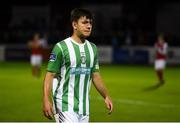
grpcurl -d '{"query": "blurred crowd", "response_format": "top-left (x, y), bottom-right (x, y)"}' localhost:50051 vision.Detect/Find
top-left (0, 2), bottom-right (179, 47)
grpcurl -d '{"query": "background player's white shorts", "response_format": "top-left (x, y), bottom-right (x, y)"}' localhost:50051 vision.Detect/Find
top-left (30, 55), bottom-right (42, 66)
top-left (155, 59), bottom-right (166, 70)
top-left (54, 111), bottom-right (89, 123)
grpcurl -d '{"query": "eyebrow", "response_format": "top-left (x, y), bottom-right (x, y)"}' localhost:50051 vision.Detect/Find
top-left (83, 18), bottom-right (92, 22)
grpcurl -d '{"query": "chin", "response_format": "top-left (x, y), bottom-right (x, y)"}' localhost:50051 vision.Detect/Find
top-left (85, 35), bottom-right (90, 38)
top-left (83, 33), bottom-right (91, 37)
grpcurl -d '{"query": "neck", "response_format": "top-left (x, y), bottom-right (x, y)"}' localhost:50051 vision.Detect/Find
top-left (71, 34), bottom-right (85, 44)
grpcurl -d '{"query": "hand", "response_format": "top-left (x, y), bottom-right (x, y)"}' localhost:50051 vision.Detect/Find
top-left (43, 100), bottom-right (53, 120)
top-left (104, 96), bottom-right (113, 114)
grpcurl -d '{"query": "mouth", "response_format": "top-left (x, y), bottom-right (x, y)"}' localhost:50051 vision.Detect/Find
top-left (84, 30), bottom-right (91, 33)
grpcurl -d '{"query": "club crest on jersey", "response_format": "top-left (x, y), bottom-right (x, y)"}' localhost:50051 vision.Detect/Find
top-left (49, 53), bottom-right (57, 61)
top-left (81, 56), bottom-right (86, 64)
top-left (80, 52), bottom-right (86, 64)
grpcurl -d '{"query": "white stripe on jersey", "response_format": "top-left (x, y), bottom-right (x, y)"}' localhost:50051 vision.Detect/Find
top-left (52, 78), bottom-right (58, 113)
top-left (65, 39), bottom-right (76, 112)
top-left (86, 41), bottom-right (95, 114)
top-left (86, 76), bottom-right (91, 114)
top-left (57, 64), bottom-right (66, 112)
top-left (78, 45), bottom-right (86, 114)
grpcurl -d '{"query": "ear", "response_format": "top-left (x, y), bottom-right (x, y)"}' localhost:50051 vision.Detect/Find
top-left (72, 21), bottom-right (77, 30)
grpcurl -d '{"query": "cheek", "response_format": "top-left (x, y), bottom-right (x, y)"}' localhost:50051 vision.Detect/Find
top-left (77, 25), bottom-right (83, 30)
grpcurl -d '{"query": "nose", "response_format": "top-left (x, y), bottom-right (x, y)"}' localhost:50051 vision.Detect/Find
top-left (87, 23), bottom-right (92, 29)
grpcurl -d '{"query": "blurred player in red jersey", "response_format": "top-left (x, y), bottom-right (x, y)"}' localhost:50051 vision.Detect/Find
top-left (28, 32), bottom-right (46, 77)
top-left (154, 34), bottom-right (168, 86)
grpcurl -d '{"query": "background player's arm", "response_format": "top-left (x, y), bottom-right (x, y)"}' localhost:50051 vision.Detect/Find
top-left (43, 72), bottom-right (56, 119)
top-left (92, 72), bottom-right (113, 114)
top-left (161, 44), bottom-right (168, 55)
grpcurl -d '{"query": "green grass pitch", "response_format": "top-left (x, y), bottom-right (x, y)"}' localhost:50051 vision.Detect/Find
top-left (0, 61), bottom-right (180, 122)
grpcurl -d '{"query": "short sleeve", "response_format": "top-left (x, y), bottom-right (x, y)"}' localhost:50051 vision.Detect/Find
top-left (47, 43), bottom-right (63, 73)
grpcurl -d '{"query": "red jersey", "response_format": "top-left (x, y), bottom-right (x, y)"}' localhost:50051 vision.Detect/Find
top-left (31, 39), bottom-right (43, 55)
top-left (155, 42), bottom-right (168, 60)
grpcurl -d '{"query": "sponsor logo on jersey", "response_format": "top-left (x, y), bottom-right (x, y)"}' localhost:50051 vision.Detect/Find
top-left (49, 53), bottom-right (57, 61)
top-left (70, 67), bottom-right (91, 75)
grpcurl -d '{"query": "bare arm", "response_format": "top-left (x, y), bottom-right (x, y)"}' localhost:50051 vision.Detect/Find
top-left (92, 72), bottom-right (113, 114)
top-left (43, 72), bottom-right (56, 119)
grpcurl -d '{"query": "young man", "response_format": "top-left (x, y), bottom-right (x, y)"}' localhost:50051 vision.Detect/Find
top-left (154, 34), bottom-right (168, 86)
top-left (28, 32), bottom-right (45, 77)
top-left (43, 8), bottom-right (113, 122)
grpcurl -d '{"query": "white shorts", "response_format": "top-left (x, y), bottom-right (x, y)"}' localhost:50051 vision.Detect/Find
top-left (155, 59), bottom-right (166, 70)
top-left (54, 111), bottom-right (89, 123)
top-left (30, 55), bottom-right (42, 66)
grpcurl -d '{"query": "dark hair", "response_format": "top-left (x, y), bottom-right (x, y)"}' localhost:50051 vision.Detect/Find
top-left (70, 8), bottom-right (93, 22)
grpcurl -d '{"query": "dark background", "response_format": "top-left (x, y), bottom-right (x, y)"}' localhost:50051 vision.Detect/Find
top-left (0, 0), bottom-right (180, 46)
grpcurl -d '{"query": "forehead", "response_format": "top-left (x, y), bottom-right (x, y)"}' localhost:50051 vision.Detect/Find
top-left (78, 16), bottom-right (92, 22)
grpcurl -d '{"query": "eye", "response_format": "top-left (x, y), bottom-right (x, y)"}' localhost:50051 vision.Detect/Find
top-left (82, 21), bottom-right (88, 24)
top-left (82, 22), bottom-right (87, 24)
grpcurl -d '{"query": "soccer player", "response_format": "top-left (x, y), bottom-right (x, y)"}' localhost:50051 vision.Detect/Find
top-left (28, 32), bottom-right (44, 77)
top-left (154, 34), bottom-right (168, 86)
top-left (43, 8), bottom-right (113, 122)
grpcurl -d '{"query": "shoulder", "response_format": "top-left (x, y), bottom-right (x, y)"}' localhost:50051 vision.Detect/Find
top-left (86, 40), bottom-right (97, 49)
top-left (51, 39), bottom-right (67, 52)
top-left (54, 38), bottom-right (70, 47)
top-left (57, 38), bottom-right (70, 45)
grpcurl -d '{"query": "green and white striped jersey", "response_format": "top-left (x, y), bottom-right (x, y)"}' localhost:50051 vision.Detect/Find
top-left (47, 37), bottom-right (99, 115)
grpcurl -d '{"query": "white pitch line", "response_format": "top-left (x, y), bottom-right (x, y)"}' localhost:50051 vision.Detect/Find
top-left (92, 97), bottom-right (180, 108)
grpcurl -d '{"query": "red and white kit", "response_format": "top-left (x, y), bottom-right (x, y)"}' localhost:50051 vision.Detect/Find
top-left (30, 40), bottom-right (43, 66)
top-left (154, 42), bottom-right (168, 70)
